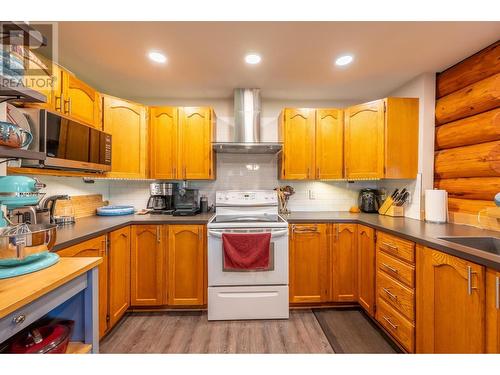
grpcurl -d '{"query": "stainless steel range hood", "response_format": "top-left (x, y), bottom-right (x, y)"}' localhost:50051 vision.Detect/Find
top-left (213, 88), bottom-right (282, 154)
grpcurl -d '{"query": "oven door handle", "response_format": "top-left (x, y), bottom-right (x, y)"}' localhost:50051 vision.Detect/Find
top-left (208, 229), bottom-right (289, 239)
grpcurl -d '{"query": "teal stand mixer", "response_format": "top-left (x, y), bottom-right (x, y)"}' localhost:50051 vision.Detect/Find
top-left (0, 176), bottom-right (59, 279)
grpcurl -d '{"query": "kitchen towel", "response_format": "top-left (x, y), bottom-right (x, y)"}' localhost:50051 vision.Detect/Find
top-left (222, 232), bottom-right (271, 271)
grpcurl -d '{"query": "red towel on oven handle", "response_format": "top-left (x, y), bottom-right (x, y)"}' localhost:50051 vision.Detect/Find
top-left (222, 232), bottom-right (271, 271)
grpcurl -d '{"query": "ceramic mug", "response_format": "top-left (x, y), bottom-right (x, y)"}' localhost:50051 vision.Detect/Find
top-left (0, 121), bottom-right (32, 148)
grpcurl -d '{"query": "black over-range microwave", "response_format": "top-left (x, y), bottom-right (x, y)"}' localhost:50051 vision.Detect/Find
top-left (20, 109), bottom-right (112, 173)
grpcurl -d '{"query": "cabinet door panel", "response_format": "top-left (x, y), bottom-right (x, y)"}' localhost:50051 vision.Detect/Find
top-left (103, 96), bottom-right (147, 178)
top-left (167, 225), bottom-right (205, 306)
top-left (486, 268), bottom-right (500, 353)
top-left (108, 226), bottom-right (131, 328)
top-left (63, 71), bottom-right (101, 128)
top-left (149, 107), bottom-right (178, 179)
top-left (357, 225), bottom-right (375, 315)
top-left (289, 224), bottom-right (330, 303)
top-left (57, 236), bottom-right (108, 338)
top-left (331, 224), bottom-right (357, 302)
top-left (345, 100), bottom-right (385, 179)
top-left (416, 245), bottom-right (485, 353)
top-left (316, 109), bottom-right (343, 179)
top-left (281, 108), bottom-right (315, 180)
top-left (179, 107), bottom-right (213, 180)
top-left (131, 225), bottom-right (165, 306)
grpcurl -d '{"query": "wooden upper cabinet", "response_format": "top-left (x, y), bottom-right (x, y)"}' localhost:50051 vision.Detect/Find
top-left (149, 107), bottom-right (178, 179)
top-left (167, 225), bottom-right (206, 306)
top-left (131, 225), bottom-right (165, 306)
top-left (61, 70), bottom-right (101, 129)
top-left (178, 107), bottom-right (215, 180)
top-left (357, 225), bottom-right (375, 316)
top-left (486, 268), bottom-right (499, 353)
top-left (22, 60), bottom-right (63, 112)
top-left (416, 245), bottom-right (485, 353)
top-left (316, 109), bottom-right (344, 179)
top-left (57, 235), bottom-right (108, 338)
top-left (344, 100), bottom-right (385, 179)
top-left (289, 223), bottom-right (330, 303)
top-left (108, 226), bottom-right (131, 329)
top-left (345, 98), bottom-right (418, 180)
top-left (103, 95), bottom-right (147, 178)
top-left (331, 223), bottom-right (358, 302)
top-left (280, 108), bottom-right (316, 180)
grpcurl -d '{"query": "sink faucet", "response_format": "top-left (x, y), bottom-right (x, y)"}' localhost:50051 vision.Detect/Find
top-left (42, 195), bottom-right (71, 224)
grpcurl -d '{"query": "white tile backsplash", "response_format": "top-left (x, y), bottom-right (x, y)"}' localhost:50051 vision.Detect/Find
top-left (32, 155), bottom-right (416, 215)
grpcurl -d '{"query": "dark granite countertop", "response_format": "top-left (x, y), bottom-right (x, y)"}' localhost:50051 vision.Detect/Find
top-left (53, 213), bottom-right (215, 251)
top-left (53, 210), bottom-right (500, 270)
top-left (284, 211), bottom-right (500, 270)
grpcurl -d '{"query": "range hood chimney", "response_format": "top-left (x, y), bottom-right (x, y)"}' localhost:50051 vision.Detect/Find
top-left (213, 88), bottom-right (282, 154)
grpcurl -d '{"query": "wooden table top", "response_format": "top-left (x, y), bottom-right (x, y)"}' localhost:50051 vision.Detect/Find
top-left (0, 257), bottom-right (101, 319)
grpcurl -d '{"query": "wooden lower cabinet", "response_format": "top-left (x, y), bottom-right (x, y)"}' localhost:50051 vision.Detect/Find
top-left (486, 268), bottom-right (500, 353)
top-left (131, 225), bottom-right (165, 306)
top-left (416, 245), bottom-right (485, 353)
top-left (108, 226), bottom-right (131, 329)
top-left (289, 223), bottom-right (330, 303)
top-left (167, 225), bottom-right (206, 306)
top-left (357, 225), bottom-right (376, 316)
top-left (57, 235), bottom-right (108, 338)
top-left (331, 224), bottom-right (357, 302)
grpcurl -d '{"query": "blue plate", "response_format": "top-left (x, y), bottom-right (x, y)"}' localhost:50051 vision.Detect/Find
top-left (97, 205), bottom-right (135, 216)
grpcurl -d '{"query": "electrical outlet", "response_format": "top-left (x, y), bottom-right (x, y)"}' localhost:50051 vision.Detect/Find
top-left (308, 190), bottom-right (316, 200)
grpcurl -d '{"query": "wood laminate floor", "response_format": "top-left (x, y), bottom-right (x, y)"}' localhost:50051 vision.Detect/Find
top-left (100, 309), bottom-right (395, 354)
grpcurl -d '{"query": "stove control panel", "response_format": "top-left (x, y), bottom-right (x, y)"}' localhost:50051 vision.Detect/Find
top-left (216, 190), bottom-right (278, 206)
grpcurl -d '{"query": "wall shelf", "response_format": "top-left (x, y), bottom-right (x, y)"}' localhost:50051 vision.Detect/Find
top-left (0, 146), bottom-right (45, 160)
top-left (0, 81), bottom-right (46, 103)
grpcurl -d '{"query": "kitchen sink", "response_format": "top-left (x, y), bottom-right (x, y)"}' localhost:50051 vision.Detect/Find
top-left (438, 236), bottom-right (500, 255)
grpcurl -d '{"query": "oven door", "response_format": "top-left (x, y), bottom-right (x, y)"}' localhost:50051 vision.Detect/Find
top-left (207, 227), bottom-right (289, 286)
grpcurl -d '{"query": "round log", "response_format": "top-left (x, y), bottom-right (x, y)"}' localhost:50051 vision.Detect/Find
top-left (435, 108), bottom-right (500, 150)
top-left (435, 73), bottom-right (500, 125)
top-left (434, 141), bottom-right (500, 178)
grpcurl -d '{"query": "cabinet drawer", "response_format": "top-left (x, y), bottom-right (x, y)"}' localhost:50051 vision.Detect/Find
top-left (376, 298), bottom-right (415, 353)
top-left (377, 232), bottom-right (415, 264)
top-left (376, 271), bottom-right (415, 321)
top-left (377, 251), bottom-right (415, 288)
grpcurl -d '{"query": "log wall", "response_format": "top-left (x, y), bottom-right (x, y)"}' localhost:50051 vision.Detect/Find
top-left (435, 40), bottom-right (500, 229)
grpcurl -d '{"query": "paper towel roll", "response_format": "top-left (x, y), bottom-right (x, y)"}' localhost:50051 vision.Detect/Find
top-left (425, 189), bottom-right (448, 223)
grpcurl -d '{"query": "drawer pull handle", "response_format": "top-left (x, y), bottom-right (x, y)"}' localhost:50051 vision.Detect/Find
top-left (382, 263), bottom-right (398, 274)
top-left (383, 315), bottom-right (398, 330)
top-left (13, 314), bottom-right (26, 325)
top-left (292, 225), bottom-right (318, 233)
top-left (382, 242), bottom-right (398, 252)
top-left (383, 287), bottom-right (398, 300)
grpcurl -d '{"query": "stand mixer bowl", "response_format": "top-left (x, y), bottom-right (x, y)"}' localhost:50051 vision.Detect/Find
top-left (0, 223), bottom-right (57, 266)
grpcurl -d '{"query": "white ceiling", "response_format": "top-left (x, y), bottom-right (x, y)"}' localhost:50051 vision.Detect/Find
top-left (56, 21), bottom-right (500, 101)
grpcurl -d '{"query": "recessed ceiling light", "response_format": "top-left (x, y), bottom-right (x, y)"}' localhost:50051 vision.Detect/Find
top-left (245, 53), bottom-right (262, 65)
top-left (335, 54), bottom-right (354, 66)
top-left (148, 51), bottom-right (167, 64)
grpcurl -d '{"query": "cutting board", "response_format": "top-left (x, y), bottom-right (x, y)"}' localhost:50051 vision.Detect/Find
top-left (54, 194), bottom-right (109, 219)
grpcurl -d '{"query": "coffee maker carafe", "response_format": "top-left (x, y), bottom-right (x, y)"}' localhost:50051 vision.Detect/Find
top-left (147, 183), bottom-right (176, 214)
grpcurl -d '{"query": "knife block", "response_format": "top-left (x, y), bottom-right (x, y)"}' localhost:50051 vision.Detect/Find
top-left (384, 205), bottom-right (404, 217)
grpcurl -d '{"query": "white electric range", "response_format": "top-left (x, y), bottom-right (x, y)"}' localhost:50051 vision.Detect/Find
top-left (207, 190), bottom-right (289, 321)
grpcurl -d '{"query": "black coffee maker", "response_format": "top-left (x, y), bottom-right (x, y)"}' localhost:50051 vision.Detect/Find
top-left (147, 182), bottom-right (176, 214)
top-left (358, 189), bottom-right (381, 213)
